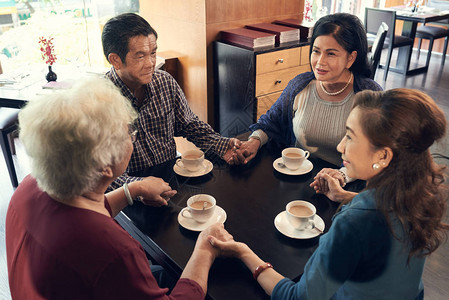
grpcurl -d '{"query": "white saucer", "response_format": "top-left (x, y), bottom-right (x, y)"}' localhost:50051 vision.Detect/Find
top-left (274, 211), bottom-right (325, 239)
top-left (272, 157), bottom-right (313, 175)
top-left (178, 205), bottom-right (227, 231)
top-left (173, 159), bottom-right (213, 177)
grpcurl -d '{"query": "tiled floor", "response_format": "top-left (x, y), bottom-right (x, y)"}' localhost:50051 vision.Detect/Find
top-left (1, 49), bottom-right (448, 299)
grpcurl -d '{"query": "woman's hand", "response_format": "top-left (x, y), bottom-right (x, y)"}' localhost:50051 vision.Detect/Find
top-left (310, 172), bottom-right (357, 203)
top-left (181, 223), bottom-right (234, 293)
top-left (132, 177), bottom-right (177, 207)
top-left (311, 168), bottom-right (345, 191)
top-left (195, 224), bottom-right (235, 259)
top-left (207, 224), bottom-right (285, 296)
top-left (207, 229), bottom-right (251, 259)
top-left (310, 168), bottom-right (345, 197)
top-left (312, 172), bottom-right (344, 198)
top-left (231, 138), bottom-right (261, 165)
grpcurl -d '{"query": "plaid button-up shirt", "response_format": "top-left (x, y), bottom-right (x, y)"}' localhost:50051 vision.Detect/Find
top-left (106, 68), bottom-right (229, 190)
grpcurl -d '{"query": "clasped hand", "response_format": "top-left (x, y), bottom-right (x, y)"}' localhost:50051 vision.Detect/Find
top-left (196, 223), bottom-right (236, 258)
top-left (225, 138), bottom-right (261, 165)
top-left (309, 168), bottom-right (348, 202)
top-left (138, 176), bottom-right (177, 207)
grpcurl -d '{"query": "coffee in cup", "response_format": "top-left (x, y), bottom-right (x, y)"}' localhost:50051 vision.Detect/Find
top-left (176, 149), bottom-right (205, 172)
top-left (181, 194), bottom-right (216, 223)
top-left (286, 200), bottom-right (316, 231)
top-left (281, 147), bottom-right (310, 170)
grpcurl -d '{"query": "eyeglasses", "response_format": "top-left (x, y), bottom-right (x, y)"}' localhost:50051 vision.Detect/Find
top-left (128, 123), bottom-right (138, 143)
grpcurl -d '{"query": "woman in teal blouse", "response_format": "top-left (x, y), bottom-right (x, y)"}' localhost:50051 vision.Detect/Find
top-left (209, 89), bottom-right (448, 299)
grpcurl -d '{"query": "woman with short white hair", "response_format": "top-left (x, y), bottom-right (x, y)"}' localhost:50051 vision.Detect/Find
top-left (6, 78), bottom-right (232, 299)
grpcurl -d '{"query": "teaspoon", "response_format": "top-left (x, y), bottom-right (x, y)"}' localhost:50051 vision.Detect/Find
top-left (277, 162), bottom-right (287, 168)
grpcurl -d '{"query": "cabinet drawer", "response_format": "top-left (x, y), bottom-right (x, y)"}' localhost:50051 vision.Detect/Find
top-left (256, 48), bottom-right (301, 74)
top-left (301, 45), bottom-right (310, 65)
top-left (257, 91), bottom-right (283, 120)
top-left (255, 65), bottom-right (310, 96)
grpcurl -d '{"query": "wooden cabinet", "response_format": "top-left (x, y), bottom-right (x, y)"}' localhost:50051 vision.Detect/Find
top-left (141, 0), bottom-right (305, 125)
top-left (257, 91), bottom-right (283, 121)
top-left (214, 41), bottom-right (310, 137)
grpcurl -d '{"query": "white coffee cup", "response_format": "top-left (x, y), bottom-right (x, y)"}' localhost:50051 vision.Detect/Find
top-left (181, 194), bottom-right (216, 223)
top-left (286, 200), bottom-right (316, 231)
top-left (281, 147), bottom-right (310, 170)
top-left (176, 149), bottom-right (205, 172)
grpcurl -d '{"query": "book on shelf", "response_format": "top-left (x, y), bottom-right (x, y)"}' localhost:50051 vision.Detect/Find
top-left (220, 28), bottom-right (275, 49)
top-left (245, 23), bottom-right (300, 45)
top-left (273, 19), bottom-right (315, 39)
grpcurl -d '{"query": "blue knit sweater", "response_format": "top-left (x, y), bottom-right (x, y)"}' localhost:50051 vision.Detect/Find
top-left (250, 72), bottom-right (382, 148)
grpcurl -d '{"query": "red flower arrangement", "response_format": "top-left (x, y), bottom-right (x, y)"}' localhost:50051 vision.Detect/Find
top-left (304, 0), bottom-right (313, 22)
top-left (39, 36), bottom-right (57, 65)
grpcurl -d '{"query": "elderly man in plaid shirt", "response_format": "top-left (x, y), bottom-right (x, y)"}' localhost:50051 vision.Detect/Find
top-left (102, 13), bottom-right (241, 205)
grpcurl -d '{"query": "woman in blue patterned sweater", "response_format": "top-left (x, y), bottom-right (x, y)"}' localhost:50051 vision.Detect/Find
top-left (210, 89), bottom-right (448, 300)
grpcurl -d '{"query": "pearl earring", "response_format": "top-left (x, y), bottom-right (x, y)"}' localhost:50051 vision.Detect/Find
top-left (372, 163), bottom-right (380, 170)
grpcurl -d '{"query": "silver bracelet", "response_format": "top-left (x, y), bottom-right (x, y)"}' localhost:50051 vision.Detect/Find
top-left (337, 170), bottom-right (347, 187)
top-left (123, 183), bottom-right (133, 206)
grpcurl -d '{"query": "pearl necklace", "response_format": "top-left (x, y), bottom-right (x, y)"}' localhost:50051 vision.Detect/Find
top-left (320, 72), bottom-right (353, 96)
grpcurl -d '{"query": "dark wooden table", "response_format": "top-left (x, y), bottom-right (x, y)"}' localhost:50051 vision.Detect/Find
top-left (390, 7), bottom-right (449, 76)
top-left (115, 143), bottom-right (351, 300)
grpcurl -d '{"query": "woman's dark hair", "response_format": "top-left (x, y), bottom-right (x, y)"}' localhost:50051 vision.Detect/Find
top-left (353, 89), bottom-right (448, 258)
top-left (102, 13), bottom-right (157, 64)
top-left (310, 13), bottom-right (371, 78)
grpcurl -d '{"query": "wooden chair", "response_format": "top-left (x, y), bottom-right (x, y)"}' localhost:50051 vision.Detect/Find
top-left (365, 7), bottom-right (414, 81)
top-left (416, 20), bottom-right (449, 68)
top-left (0, 61), bottom-right (20, 188)
top-left (369, 22), bottom-right (389, 80)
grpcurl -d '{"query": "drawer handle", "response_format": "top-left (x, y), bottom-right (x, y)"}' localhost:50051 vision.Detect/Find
top-left (275, 80), bottom-right (282, 85)
top-left (277, 58), bottom-right (284, 63)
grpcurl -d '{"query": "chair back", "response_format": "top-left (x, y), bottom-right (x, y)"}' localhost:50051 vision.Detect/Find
top-left (365, 7), bottom-right (396, 47)
top-left (369, 22), bottom-right (389, 79)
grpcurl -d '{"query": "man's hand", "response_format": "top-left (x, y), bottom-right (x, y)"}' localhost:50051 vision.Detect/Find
top-left (227, 138), bottom-right (261, 165)
top-left (223, 138), bottom-right (242, 165)
top-left (134, 177), bottom-right (177, 207)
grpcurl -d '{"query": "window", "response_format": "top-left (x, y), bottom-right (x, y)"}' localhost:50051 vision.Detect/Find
top-left (0, 0), bottom-right (139, 74)
top-left (308, 0), bottom-right (380, 21)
